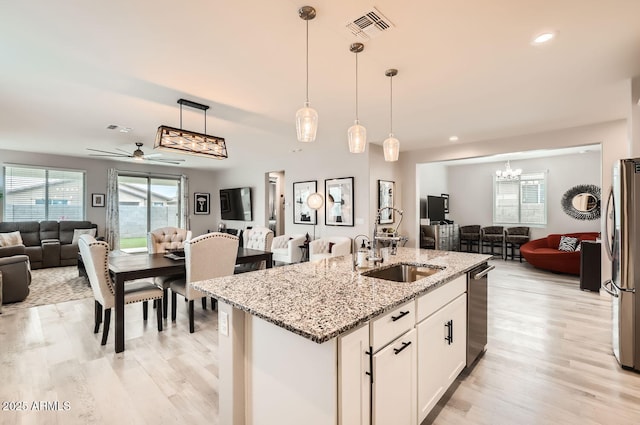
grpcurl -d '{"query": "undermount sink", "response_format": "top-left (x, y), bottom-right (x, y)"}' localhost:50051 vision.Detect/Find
top-left (361, 263), bottom-right (444, 283)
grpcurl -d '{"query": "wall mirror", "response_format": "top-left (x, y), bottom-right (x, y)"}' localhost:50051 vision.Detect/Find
top-left (561, 184), bottom-right (601, 220)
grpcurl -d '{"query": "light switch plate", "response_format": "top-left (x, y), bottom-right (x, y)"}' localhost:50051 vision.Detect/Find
top-left (219, 311), bottom-right (229, 336)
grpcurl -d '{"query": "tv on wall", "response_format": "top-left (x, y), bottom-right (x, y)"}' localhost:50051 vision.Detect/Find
top-left (219, 187), bottom-right (253, 221)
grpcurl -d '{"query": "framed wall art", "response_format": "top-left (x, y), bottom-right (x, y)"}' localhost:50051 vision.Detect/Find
top-left (92, 193), bottom-right (105, 207)
top-left (293, 180), bottom-right (317, 225)
top-left (325, 177), bottom-right (354, 226)
top-left (378, 180), bottom-right (395, 224)
top-left (441, 193), bottom-right (450, 213)
top-left (194, 192), bottom-right (210, 215)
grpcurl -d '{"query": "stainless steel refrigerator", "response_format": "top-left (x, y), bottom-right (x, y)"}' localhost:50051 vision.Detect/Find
top-left (603, 158), bottom-right (640, 371)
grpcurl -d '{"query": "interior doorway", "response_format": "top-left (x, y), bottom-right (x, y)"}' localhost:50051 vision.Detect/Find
top-left (266, 171), bottom-right (285, 236)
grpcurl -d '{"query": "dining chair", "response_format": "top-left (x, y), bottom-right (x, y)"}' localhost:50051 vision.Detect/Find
top-left (504, 226), bottom-right (530, 262)
top-left (480, 226), bottom-right (505, 257)
top-left (170, 232), bottom-right (239, 333)
top-left (459, 225), bottom-right (481, 252)
top-left (79, 234), bottom-right (163, 346)
top-left (236, 226), bottom-right (273, 273)
top-left (147, 227), bottom-right (192, 317)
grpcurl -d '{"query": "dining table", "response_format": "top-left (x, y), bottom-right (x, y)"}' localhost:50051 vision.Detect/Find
top-left (108, 247), bottom-right (273, 353)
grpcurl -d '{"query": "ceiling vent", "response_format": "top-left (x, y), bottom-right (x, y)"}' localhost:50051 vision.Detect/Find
top-left (346, 7), bottom-right (394, 40)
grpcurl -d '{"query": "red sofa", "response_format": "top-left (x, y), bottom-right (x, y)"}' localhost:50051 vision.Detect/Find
top-left (520, 232), bottom-right (599, 275)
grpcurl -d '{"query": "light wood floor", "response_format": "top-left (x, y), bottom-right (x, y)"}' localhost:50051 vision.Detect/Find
top-left (1, 261), bottom-right (639, 424)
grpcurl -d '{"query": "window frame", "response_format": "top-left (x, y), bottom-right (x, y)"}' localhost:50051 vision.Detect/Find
top-left (2, 164), bottom-right (86, 222)
top-left (493, 171), bottom-right (547, 226)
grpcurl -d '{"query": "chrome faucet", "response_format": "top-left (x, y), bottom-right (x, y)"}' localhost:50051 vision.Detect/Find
top-left (372, 207), bottom-right (404, 260)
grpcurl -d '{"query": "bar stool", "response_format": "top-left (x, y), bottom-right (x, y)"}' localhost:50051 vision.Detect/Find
top-left (459, 225), bottom-right (481, 252)
top-left (504, 227), bottom-right (530, 262)
top-left (480, 226), bottom-right (504, 257)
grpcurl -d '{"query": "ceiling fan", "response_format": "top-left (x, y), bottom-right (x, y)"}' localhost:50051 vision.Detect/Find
top-left (87, 142), bottom-right (185, 165)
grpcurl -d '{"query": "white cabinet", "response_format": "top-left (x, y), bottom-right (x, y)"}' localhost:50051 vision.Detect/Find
top-left (372, 328), bottom-right (417, 425)
top-left (338, 324), bottom-right (370, 425)
top-left (417, 294), bottom-right (467, 423)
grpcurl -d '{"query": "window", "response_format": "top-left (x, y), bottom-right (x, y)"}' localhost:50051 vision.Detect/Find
top-left (3, 165), bottom-right (85, 221)
top-left (117, 173), bottom-right (183, 250)
top-left (493, 172), bottom-right (546, 225)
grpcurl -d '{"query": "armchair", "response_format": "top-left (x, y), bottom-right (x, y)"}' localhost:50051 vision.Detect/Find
top-left (236, 226), bottom-right (274, 272)
top-left (308, 236), bottom-right (351, 262)
top-left (0, 255), bottom-right (31, 303)
top-left (271, 234), bottom-right (306, 265)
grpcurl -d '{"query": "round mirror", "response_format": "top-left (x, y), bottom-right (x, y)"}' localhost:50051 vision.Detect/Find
top-left (561, 184), bottom-right (601, 220)
top-left (571, 193), bottom-right (598, 212)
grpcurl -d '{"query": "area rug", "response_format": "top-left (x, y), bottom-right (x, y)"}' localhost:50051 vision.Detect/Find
top-left (2, 266), bottom-right (91, 314)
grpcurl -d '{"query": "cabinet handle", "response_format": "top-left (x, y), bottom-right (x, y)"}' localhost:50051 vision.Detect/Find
top-left (391, 310), bottom-right (410, 322)
top-left (445, 320), bottom-right (453, 345)
top-left (393, 341), bottom-right (412, 355)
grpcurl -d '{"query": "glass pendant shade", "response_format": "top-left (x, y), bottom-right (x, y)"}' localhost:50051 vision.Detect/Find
top-left (296, 102), bottom-right (318, 142)
top-left (383, 134), bottom-right (400, 161)
top-left (348, 120), bottom-right (367, 153)
top-left (306, 192), bottom-right (324, 210)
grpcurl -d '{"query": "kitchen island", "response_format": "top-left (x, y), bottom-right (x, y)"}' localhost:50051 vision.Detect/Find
top-left (193, 247), bottom-right (492, 425)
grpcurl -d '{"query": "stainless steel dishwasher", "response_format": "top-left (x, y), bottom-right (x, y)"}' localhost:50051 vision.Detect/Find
top-left (467, 263), bottom-right (494, 367)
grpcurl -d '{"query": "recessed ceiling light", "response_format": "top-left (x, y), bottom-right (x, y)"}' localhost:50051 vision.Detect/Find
top-left (449, 136), bottom-right (459, 142)
top-left (119, 127), bottom-right (132, 133)
top-left (532, 32), bottom-right (555, 45)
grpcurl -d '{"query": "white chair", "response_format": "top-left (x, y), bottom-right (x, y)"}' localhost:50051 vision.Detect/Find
top-left (271, 234), bottom-right (306, 265)
top-left (237, 226), bottom-right (274, 272)
top-left (147, 227), bottom-right (192, 318)
top-left (170, 232), bottom-right (239, 333)
top-left (308, 236), bottom-right (352, 262)
top-left (79, 234), bottom-right (163, 345)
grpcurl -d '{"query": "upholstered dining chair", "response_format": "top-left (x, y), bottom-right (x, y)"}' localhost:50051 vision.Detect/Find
top-left (480, 226), bottom-right (505, 257)
top-left (170, 232), bottom-right (239, 333)
top-left (147, 227), bottom-right (192, 317)
top-left (459, 225), bottom-right (481, 252)
top-left (504, 227), bottom-right (531, 262)
top-left (271, 234), bottom-right (306, 265)
top-left (236, 226), bottom-right (274, 273)
top-left (79, 234), bottom-right (163, 346)
top-left (308, 236), bottom-right (351, 262)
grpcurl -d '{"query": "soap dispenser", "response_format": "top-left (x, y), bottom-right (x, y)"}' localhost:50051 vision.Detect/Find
top-left (357, 240), bottom-right (367, 268)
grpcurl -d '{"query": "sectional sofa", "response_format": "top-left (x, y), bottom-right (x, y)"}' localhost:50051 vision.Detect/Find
top-left (0, 221), bottom-right (98, 269)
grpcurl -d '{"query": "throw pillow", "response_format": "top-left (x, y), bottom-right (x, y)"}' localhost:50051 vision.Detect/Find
top-left (0, 231), bottom-right (23, 247)
top-left (328, 242), bottom-right (335, 253)
top-left (575, 242), bottom-right (581, 252)
top-left (558, 235), bottom-right (579, 252)
top-left (72, 228), bottom-right (97, 244)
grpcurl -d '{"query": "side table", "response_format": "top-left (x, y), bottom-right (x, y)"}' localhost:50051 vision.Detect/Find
top-left (580, 240), bottom-right (601, 292)
top-left (299, 243), bottom-right (309, 262)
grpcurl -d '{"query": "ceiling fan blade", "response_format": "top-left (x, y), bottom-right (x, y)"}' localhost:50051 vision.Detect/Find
top-left (143, 153), bottom-right (163, 158)
top-left (87, 147), bottom-right (128, 155)
top-left (89, 153), bottom-right (132, 158)
top-left (145, 158), bottom-right (185, 165)
top-left (116, 148), bottom-right (133, 155)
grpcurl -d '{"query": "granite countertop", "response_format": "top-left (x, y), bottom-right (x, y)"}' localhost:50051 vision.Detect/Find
top-left (192, 247), bottom-right (492, 344)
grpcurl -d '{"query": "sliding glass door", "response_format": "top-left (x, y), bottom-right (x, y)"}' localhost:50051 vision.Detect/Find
top-left (117, 174), bottom-right (182, 250)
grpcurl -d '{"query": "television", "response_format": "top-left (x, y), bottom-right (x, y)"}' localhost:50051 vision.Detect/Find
top-left (219, 187), bottom-right (253, 221)
top-left (427, 195), bottom-right (446, 223)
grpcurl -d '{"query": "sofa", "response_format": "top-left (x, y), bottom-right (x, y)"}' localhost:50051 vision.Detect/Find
top-left (520, 232), bottom-right (599, 275)
top-left (0, 255), bottom-right (32, 303)
top-left (0, 221), bottom-right (98, 269)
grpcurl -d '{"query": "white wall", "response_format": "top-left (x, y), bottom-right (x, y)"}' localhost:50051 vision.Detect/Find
top-left (399, 120), bottom-right (629, 248)
top-left (444, 151), bottom-right (601, 241)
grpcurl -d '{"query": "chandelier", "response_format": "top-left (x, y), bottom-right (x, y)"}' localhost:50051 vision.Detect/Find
top-left (155, 99), bottom-right (227, 159)
top-left (495, 161), bottom-right (522, 180)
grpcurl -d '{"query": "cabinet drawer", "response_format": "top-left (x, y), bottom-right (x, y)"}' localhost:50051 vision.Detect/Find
top-left (416, 275), bottom-right (466, 323)
top-left (370, 301), bottom-right (415, 352)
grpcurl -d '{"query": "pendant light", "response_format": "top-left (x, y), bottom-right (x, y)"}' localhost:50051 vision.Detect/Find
top-left (348, 42), bottom-right (366, 153)
top-left (296, 6), bottom-right (318, 143)
top-left (383, 69), bottom-right (400, 162)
